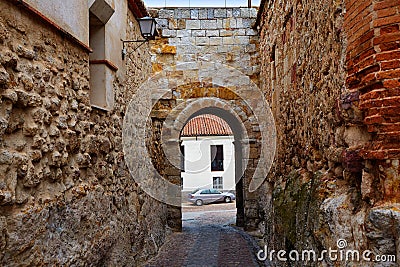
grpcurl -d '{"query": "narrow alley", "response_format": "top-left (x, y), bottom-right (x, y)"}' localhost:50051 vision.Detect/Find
top-left (1, 0), bottom-right (399, 266)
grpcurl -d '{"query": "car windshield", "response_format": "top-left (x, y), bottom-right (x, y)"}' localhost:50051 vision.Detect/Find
top-left (191, 189), bottom-right (201, 194)
top-left (210, 189), bottom-right (221, 194)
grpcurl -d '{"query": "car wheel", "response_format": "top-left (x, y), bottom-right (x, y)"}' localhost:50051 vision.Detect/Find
top-left (224, 196), bottom-right (231, 203)
top-left (195, 199), bottom-right (203, 206)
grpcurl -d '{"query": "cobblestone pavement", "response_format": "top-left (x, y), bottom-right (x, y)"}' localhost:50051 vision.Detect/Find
top-left (145, 202), bottom-right (265, 267)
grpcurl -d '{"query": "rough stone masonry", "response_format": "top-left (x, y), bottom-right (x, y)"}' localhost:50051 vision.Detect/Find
top-left (150, 7), bottom-right (260, 85)
top-left (257, 0), bottom-right (400, 266)
top-left (0, 1), bottom-right (170, 265)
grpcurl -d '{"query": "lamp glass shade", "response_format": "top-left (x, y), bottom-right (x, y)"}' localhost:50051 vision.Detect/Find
top-left (138, 17), bottom-right (157, 39)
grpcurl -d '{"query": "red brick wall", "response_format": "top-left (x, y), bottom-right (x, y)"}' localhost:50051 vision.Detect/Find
top-left (345, 0), bottom-right (400, 160)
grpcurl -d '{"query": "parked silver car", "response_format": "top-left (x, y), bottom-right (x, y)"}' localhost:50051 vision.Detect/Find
top-left (188, 189), bottom-right (236, 206)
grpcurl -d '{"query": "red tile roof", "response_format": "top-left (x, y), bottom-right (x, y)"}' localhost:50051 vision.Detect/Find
top-left (181, 114), bottom-right (233, 137)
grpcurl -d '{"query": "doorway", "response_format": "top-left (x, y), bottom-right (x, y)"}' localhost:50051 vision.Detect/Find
top-left (178, 108), bottom-right (246, 228)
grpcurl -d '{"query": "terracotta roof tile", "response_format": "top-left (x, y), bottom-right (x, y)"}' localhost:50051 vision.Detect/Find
top-left (181, 114), bottom-right (233, 137)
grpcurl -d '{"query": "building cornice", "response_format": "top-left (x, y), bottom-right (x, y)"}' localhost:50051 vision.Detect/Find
top-left (128, 0), bottom-right (149, 18)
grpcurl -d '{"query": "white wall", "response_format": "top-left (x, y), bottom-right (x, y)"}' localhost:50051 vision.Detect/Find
top-left (181, 135), bottom-right (235, 192)
top-left (25, 0), bottom-right (89, 44)
top-left (24, 0), bottom-right (126, 73)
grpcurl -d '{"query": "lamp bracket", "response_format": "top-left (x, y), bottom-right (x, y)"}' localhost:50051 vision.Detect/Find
top-left (122, 39), bottom-right (148, 43)
top-left (121, 38), bottom-right (150, 60)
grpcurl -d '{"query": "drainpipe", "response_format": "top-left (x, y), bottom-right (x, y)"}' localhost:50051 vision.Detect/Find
top-left (248, 0), bottom-right (251, 7)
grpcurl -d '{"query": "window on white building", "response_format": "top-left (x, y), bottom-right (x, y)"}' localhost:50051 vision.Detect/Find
top-left (213, 177), bottom-right (223, 189)
top-left (211, 145), bottom-right (224, 171)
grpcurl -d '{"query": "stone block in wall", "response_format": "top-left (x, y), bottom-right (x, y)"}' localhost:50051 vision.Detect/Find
top-left (242, 19), bottom-right (253, 28)
top-left (207, 9), bottom-right (214, 19)
top-left (167, 37), bottom-right (180, 45)
top-left (206, 30), bottom-right (219, 37)
top-left (232, 8), bottom-right (240, 17)
top-left (200, 20), bottom-right (217, 30)
top-left (178, 54), bottom-right (196, 62)
top-left (175, 62), bottom-right (199, 71)
top-left (249, 8), bottom-right (257, 18)
top-left (217, 45), bottom-right (230, 53)
top-left (214, 9), bottom-right (227, 18)
top-left (219, 29), bottom-right (233, 37)
top-left (176, 43), bottom-right (199, 54)
top-left (169, 19), bottom-right (186, 30)
top-left (240, 8), bottom-right (251, 18)
top-left (180, 37), bottom-right (196, 45)
top-left (234, 29), bottom-right (246, 36)
top-left (190, 9), bottom-right (199, 19)
top-left (195, 37), bottom-right (209, 46)
top-left (222, 18), bottom-right (236, 28)
top-left (186, 20), bottom-right (200, 29)
top-left (168, 20), bottom-right (182, 32)
top-left (162, 29), bottom-right (177, 38)
top-left (177, 30), bottom-right (191, 37)
top-left (161, 45), bottom-right (177, 54)
top-left (234, 36), bottom-right (250, 44)
top-left (159, 9), bottom-right (174, 19)
top-left (209, 37), bottom-right (222, 46)
top-left (216, 19), bottom-right (223, 29)
top-left (222, 37), bottom-right (234, 45)
top-left (175, 9), bottom-right (191, 19)
top-left (152, 63), bottom-right (163, 73)
top-left (199, 9), bottom-right (208, 19)
top-left (235, 18), bottom-right (243, 28)
top-left (191, 30), bottom-right (206, 37)
top-left (246, 28), bottom-right (257, 36)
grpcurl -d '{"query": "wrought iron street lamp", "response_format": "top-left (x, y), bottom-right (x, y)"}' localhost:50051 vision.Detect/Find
top-left (121, 16), bottom-right (157, 60)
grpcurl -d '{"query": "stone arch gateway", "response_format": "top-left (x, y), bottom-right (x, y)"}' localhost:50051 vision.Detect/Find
top-left (123, 61), bottom-right (276, 230)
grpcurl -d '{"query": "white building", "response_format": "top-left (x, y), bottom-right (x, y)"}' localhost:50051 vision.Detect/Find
top-left (181, 114), bottom-right (235, 192)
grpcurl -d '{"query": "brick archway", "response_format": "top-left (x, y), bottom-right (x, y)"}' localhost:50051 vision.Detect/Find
top-left (123, 61), bottom-right (276, 231)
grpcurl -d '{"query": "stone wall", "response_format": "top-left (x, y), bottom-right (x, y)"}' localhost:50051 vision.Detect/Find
top-left (257, 0), bottom-right (399, 266)
top-left (0, 1), bottom-right (168, 265)
top-left (150, 7), bottom-right (260, 85)
top-left (143, 7), bottom-right (276, 231)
